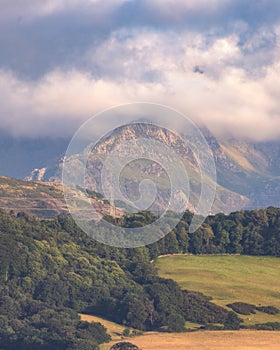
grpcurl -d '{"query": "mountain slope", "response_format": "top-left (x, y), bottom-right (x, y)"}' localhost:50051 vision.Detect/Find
top-left (11, 124), bottom-right (280, 212)
top-left (0, 176), bottom-right (124, 219)
top-left (31, 124), bottom-right (251, 214)
top-left (0, 176), bottom-right (67, 218)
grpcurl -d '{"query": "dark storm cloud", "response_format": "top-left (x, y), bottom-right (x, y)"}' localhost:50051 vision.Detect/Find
top-left (1, 0), bottom-right (280, 77)
top-left (0, 1), bottom-right (122, 77)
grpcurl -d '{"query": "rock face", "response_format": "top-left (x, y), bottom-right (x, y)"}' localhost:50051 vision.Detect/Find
top-left (25, 168), bottom-right (47, 181)
top-left (26, 124), bottom-right (280, 213)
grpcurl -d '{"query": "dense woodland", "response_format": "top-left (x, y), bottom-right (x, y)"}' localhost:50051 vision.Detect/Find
top-left (0, 207), bottom-right (280, 349)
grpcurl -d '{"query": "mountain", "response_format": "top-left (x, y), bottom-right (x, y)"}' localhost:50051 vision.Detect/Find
top-left (25, 123), bottom-right (280, 213)
top-left (57, 123), bottom-right (253, 215)
top-left (211, 137), bottom-right (280, 209)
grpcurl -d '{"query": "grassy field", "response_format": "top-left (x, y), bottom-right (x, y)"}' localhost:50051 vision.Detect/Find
top-left (155, 255), bottom-right (280, 326)
top-left (103, 331), bottom-right (280, 350)
top-left (81, 314), bottom-right (280, 350)
top-left (80, 314), bottom-right (126, 342)
top-left (81, 315), bottom-right (280, 350)
top-left (81, 255), bottom-right (280, 349)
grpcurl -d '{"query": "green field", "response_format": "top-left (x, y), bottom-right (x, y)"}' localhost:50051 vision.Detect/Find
top-left (155, 255), bottom-right (280, 326)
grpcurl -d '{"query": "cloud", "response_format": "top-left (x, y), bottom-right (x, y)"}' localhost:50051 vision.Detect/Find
top-left (0, 1), bottom-right (280, 141)
top-left (0, 0), bottom-right (128, 20)
top-left (0, 1), bottom-right (279, 79)
top-left (0, 68), bottom-right (166, 138)
top-left (1, 42), bottom-right (280, 141)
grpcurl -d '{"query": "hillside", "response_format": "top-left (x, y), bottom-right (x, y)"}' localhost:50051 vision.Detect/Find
top-left (0, 176), bottom-right (67, 218)
top-left (0, 176), bottom-right (123, 219)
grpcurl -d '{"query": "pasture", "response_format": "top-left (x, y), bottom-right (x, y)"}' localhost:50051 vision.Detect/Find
top-left (155, 255), bottom-right (280, 326)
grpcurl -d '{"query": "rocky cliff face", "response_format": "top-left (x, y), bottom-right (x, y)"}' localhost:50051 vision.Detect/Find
top-left (26, 124), bottom-right (280, 213)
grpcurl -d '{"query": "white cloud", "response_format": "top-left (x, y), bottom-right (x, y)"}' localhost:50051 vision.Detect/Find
top-left (0, 69), bottom-right (164, 137)
top-left (0, 2), bottom-right (280, 141)
top-left (1, 50), bottom-right (280, 141)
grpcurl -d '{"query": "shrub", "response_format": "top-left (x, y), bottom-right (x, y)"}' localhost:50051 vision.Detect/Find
top-left (166, 313), bottom-right (186, 332)
top-left (256, 306), bottom-right (280, 315)
top-left (182, 290), bottom-right (228, 324)
top-left (110, 342), bottom-right (140, 350)
top-left (227, 302), bottom-right (256, 315)
top-left (122, 328), bottom-right (131, 337)
top-left (254, 322), bottom-right (280, 330)
top-left (224, 312), bottom-right (243, 330)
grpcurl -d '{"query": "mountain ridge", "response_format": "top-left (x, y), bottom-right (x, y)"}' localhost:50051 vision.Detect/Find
top-left (25, 125), bottom-right (280, 212)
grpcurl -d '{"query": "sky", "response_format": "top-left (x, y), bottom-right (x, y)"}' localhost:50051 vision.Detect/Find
top-left (1, 0), bottom-right (280, 140)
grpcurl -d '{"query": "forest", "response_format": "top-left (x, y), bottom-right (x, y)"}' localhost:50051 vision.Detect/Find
top-left (0, 206), bottom-right (280, 349)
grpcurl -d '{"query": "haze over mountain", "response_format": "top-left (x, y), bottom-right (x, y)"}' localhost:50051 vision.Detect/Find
top-left (21, 123), bottom-right (280, 214)
top-left (0, 130), bottom-right (68, 179)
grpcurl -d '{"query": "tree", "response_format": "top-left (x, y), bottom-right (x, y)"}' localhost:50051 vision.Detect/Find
top-left (224, 311), bottom-right (242, 330)
top-left (166, 313), bottom-right (185, 332)
top-left (122, 328), bottom-right (130, 337)
top-left (175, 224), bottom-right (189, 253)
top-left (110, 342), bottom-right (139, 350)
top-left (122, 295), bottom-right (149, 330)
top-left (164, 231), bottom-right (179, 254)
top-left (228, 223), bottom-right (243, 253)
top-left (67, 339), bottom-right (99, 350)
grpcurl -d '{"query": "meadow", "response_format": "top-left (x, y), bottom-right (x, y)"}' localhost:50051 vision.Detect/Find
top-left (81, 314), bottom-right (280, 350)
top-left (155, 255), bottom-right (280, 326)
top-left (81, 255), bottom-right (280, 349)
top-left (103, 331), bottom-right (280, 350)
